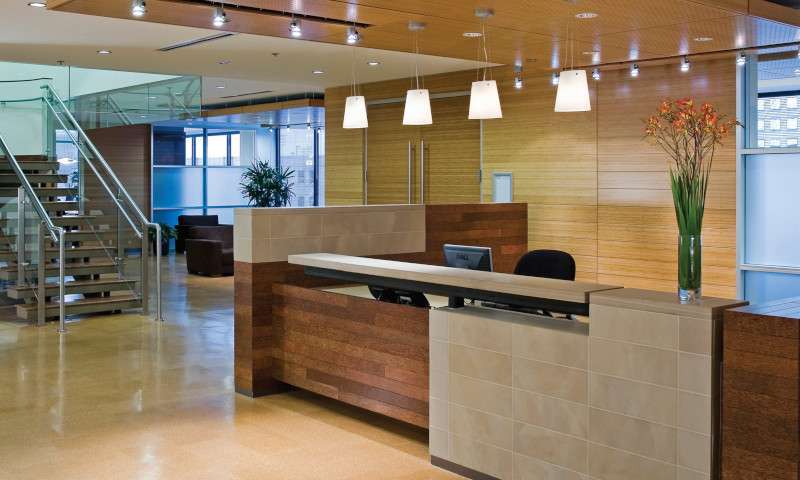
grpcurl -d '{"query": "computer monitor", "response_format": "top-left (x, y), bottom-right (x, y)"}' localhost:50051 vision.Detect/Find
top-left (443, 244), bottom-right (493, 272)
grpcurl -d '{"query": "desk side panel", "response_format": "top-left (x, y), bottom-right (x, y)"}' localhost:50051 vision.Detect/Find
top-left (272, 283), bottom-right (429, 428)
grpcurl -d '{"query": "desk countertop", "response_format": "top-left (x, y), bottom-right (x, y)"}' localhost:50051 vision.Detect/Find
top-left (290, 253), bottom-right (620, 304)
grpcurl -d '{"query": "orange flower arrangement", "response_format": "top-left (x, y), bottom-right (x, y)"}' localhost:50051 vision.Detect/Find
top-left (644, 98), bottom-right (739, 301)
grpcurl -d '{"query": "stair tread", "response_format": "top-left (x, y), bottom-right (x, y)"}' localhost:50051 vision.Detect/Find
top-left (12, 279), bottom-right (136, 292)
top-left (16, 294), bottom-right (140, 312)
top-left (2, 260), bottom-right (117, 271)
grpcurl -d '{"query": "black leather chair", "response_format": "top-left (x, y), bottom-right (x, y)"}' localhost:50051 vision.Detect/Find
top-left (185, 225), bottom-right (234, 276)
top-left (513, 250), bottom-right (576, 317)
top-left (513, 250), bottom-right (576, 281)
top-left (175, 215), bottom-right (220, 254)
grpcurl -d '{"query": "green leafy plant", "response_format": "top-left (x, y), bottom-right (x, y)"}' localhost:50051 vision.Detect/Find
top-left (239, 161), bottom-right (295, 207)
top-left (148, 223), bottom-right (176, 243)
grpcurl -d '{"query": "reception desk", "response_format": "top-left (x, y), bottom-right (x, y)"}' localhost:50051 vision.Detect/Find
top-left (233, 203), bottom-right (746, 480)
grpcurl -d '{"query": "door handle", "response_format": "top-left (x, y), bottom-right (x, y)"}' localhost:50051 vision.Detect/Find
top-left (419, 139), bottom-right (425, 204)
top-left (407, 141), bottom-right (413, 204)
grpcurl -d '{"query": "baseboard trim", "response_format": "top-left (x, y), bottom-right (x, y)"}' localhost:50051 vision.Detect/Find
top-left (430, 456), bottom-right (501, 480)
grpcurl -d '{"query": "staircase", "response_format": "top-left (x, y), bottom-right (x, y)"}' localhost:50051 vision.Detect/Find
top-left (0, 82), bottom-right (162, 329)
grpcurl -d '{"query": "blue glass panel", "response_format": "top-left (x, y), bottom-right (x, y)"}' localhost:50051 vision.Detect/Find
top-left (744, 270), bottom-right (800, 305)
top-left (206, 208), bottom-right (236, 225)
top-left (152, 167), bottom-right (203, 208)
top-left (745, 154), bottom-right (800, 267)
top-left (206, 168), bottom-right (248, 206)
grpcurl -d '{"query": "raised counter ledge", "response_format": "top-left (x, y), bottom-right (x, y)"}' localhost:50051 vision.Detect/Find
top-left (288, 253), bottom-right (619, 305)
top-left (590, 287), bottom-right (748, 318)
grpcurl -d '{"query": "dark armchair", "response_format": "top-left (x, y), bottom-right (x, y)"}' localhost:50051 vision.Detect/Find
top-left (185, 225), bottom-right (234, 277)
top-left (175, 215), bottom-right (219, 254)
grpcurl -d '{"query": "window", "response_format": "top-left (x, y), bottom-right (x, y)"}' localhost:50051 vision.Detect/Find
top-left (279, 126), bottom-right (321, 207)
top-left (740, 48), bottom-right (800, 304)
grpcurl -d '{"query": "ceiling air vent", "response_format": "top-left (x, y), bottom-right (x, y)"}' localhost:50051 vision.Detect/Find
top-left (764, 0), bottom-right (800, 9)
top-left (158, 32), bottom-right (235, 52)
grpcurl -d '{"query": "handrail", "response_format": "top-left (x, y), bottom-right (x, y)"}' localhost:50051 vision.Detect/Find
top-left (0, 134), bottom-right (61, 243)
top-left (106, 94), bottom-right (133, 126)
top-left (41, 85), bottom-right (163, 322)
top-left (41, 95), bottom-right (142, 238)
top-left (42, 85), bottom-right (152, 230)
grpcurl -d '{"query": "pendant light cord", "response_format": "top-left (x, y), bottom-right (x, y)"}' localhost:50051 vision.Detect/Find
top-left (351, 46), bottom-right (357, 97)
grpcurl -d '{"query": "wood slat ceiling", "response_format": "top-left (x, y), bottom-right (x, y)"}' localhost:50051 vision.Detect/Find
top-left (51, 0), bottom-right (800, 70)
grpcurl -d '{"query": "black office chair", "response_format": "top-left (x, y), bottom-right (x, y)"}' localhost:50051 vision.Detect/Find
top-left (368, 285), bottom-right (430, 308)
top-left (512, 250), bottom-right (576, 317)
top-left (514, 250), bottom-right (576, 281)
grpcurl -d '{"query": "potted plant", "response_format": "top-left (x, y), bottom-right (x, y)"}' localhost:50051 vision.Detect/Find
top-left (240, 161), bottom-right (295, 207)
top-left (644, 99), bottom-right (738, 303)
top-left (149, 223), bottom-right (176, 256)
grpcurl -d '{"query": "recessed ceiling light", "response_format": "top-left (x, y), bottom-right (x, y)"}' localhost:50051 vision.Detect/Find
top-left (148, 96), bottom-right (157, 100)
top-left (794, 68), bottom-right (800, 76)
top-left (367, 60), bottom-right (380, 66)
top-left (694, 36), bottom-right (713, 42)
top-left (215, 85), bottom-right (226, 89)
top-left (312, 70), bottom-right (325, 75)
top-left (218, 59), bottom-right (231, 65)
top-left (97, 50), bottom-right (112, 55)
top-left (575, 12), bottom-right (598, 19)
top-left (463, 32), bottom-right (483, 38)
top-left (28, 2), bottom-right (47, 7)
top-left (582, 51), bottom-right (600, 56)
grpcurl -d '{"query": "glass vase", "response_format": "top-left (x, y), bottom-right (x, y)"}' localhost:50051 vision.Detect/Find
top-left (678, 234), bottom-right (702, 304)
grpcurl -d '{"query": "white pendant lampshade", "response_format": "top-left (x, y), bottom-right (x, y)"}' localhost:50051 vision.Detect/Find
top-left (468, 80), bottom-right (502, 120)
top-left (403, 89), bottom-right (432, 125)
top-left (554, 69), bottom-right (591, 112)
top-left (343, 95), bottom-right (368, 129)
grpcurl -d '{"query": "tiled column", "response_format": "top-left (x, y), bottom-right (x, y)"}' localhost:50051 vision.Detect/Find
top-left (588, 289), bottom-right (745, 480)
top-left (430, 307), bottom-right (590, 480)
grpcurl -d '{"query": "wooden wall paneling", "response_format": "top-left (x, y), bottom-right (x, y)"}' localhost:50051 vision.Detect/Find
top-left (365, 103), bottom-right (416, 205)
top-left (328, 56), bottom-right (739, 297)
top-left (595, 58), bottom-right (738, 299)
top-left (324, 85), bottom-right (365, 205)
top-left (481, 65), bottom-right (600, 282)
top-left (420, 96), bottom-right (481, 205)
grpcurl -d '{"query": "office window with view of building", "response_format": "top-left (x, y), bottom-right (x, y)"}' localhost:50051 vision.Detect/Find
top-left (278, 126), bottom-right (321, 207)
top-left (740, 49), bottom-right (800, 304)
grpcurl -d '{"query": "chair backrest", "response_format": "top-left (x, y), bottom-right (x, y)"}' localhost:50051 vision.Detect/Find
top-left (178, 215), bottom-right (219, 226)
top-left (186, 225), bottom-right (233, 248)
top-left (513, 250), bottom-right (576, 281)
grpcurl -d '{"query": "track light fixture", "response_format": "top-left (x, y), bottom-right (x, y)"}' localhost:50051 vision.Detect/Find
top-left (551, 73), bottom-right (560, 86)
top-left (514, 65), bottom-right (523, 89)
top-left (630, 63), bottom-right (639, 78)
top-left (212, 6), bottom-right (228, 28)
top-left (131, 0), bottom-right (146, 17)
top-left (346, 27), bottom-right (361, 44)
top-left (680, 56), bottom-right (691, 72)
top-left (736, 52), bottom-right (747, 66)
top-left (592, 68), bottom-right (600, 81)
top-left (289, 19), bottom-right (302, 38)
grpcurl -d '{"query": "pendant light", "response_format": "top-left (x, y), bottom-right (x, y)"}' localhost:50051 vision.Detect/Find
top-left (554, 20), bottom-right (591, 112)
top-left (468, 8), bottom-right (502, 120)
top-left (403, 21), bottom-right (432, 126)
top-left (343, 47), bottom-right (368, 129)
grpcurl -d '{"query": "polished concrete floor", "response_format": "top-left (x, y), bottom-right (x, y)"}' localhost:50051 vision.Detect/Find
top-left (0, 256), bottom-right (457, 480)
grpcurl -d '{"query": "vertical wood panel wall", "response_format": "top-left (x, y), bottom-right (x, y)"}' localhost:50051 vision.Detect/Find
top-left (325, 58), bottom-right (738, 298)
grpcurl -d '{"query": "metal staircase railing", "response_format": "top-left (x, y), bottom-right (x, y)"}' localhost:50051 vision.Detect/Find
top-left (0, 134), bottom-right (67, 331)
top-left (40, 84), bottom-right (163, 322)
